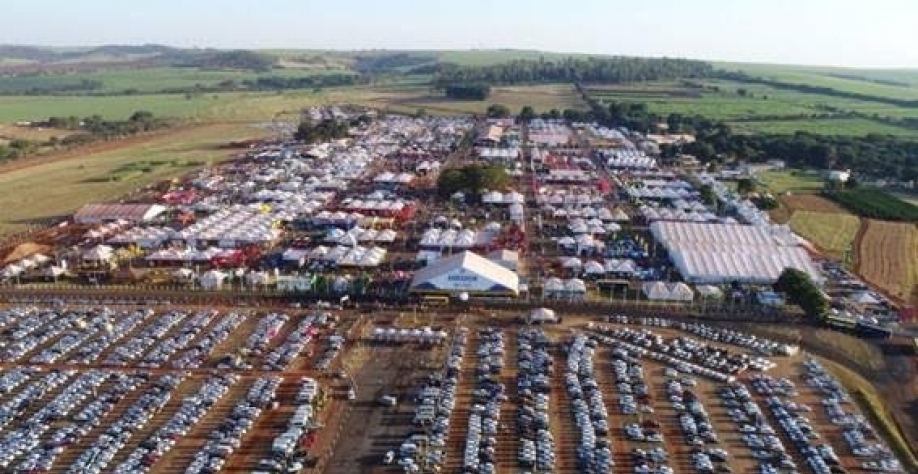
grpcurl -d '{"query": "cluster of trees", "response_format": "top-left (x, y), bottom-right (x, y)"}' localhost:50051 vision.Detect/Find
top-left (444, 84), bottom-right (491, 100)
top-left (353, 53), bottom-right (438, 73)
top-left (237, 74), bottom-right (357, 91)
top-left (486, 104), bottom-right (511, 118)
top-left (774, 268), bottom-right (829, 321)
top-left (294, 119), bottom-right (351, 144)
top-left (435, 57), bottom-right (713, 86)
top-left (717, 70), bottom-right (918, 108)
top-left (179, 50), bottom-right (275, 72)
top-left (822, 189), bottom-right (918, 221)
top-left (0, 111), bottom-right (173, 163)
top-left (436, 164), bottom-right (511, 199)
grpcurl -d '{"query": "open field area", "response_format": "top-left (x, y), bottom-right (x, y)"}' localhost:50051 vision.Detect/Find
top-left (0, 123), bottom-right (269, 235)
top-left (0, 304), bottom-right (911, 474)
top-left (0, 66), bottom-right (355, 95)
top-left (584, 78), bottom-right (918, 138)
top-left (788, 210), bottom-right (860, 259)
top-left (757, 170), bottom-right (826, 194)
top-left (715, 62), bottom-right (918, 98)
top-left (856, 220), bottom-right (918, 303)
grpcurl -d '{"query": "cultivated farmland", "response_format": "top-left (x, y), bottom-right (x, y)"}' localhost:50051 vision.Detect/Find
top-left (788, 211), bottom-right (860, 259)
top-left (856, 219), bottom-right (918, 303)
top-left (824, 189), bottom-right (918, 222)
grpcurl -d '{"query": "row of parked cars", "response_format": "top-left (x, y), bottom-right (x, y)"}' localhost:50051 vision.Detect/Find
top-left (718, 383), bottom-right (795, 474)
top-left (140, 310), bottom-right (219, 368)
top-left (517, 328), bottom-right (555, 471)
top-left (13, 371), bottom-right (148, 472)
top-left (566, 335), bottom-right (615, 474)
top-left (591, 329), bottom-right (736, 383)
top-left (609, 315), bottom-right (796, 357)
top-left (463, 327), bottom-right (506, 474)
top-left (803, 360), bottom-right (901, 472)
top-left (115, 374), bottom-right (237, 473)
top-left (105, 310), bottom-right (190, 366)
top-left (69, 309), bottom-right (155, 364)
top-left (1, 309), bottom-right (79, 362)
top-left (172, 312), bottom-right (247, 369)
top-left (264, 316), bottom-right (318, 371)
top-left (66, 373), bottom-right (185, 474)
top-left (188, 376), bottom-right (282, 474)
top-left (594, 325), bottom-right (766, 376)
top-left (0, 369), bottom-right (104, 470)
top-left (394, 328), bottom-right (467, 472)
top-left (752, 373), bottom-right (853, 474)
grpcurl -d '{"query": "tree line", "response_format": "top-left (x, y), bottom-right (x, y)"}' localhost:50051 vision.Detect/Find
top-left (434, 56), bottom-right (713, 88)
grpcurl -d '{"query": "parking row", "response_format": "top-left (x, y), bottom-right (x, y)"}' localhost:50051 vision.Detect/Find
top-left (462, 327), bottom-right (506, 474)
top-left (65, 373), bottom-right (186, 474)
top-left (186, 376), bottom-right (282, 474)
top-left (172, 312), bottom-right (247, 369)
top-left (566, 334), bottom-right (614, 474)
top-left (517, 328), bottom-right (556, 472)
top-left (114, 373), bottom-right (237, 473)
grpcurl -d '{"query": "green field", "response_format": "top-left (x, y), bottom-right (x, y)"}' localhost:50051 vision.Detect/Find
top-left (0, 66), bottom-right (354, 95)
top-left (0, 123), bottom-right (268, 234)
top-left (756, 170), bottom-right (826, 193)
top-left (788, 210), bottom-right (860, 259)
top-left (586, 78), bottom-right (918, 138)
top-left (716, 62), bottom-right (918, 98)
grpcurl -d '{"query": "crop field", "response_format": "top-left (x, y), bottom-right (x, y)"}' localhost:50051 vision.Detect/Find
top-left (716, 62), bottom-right (918, 99)
top-left (856, 219), bottom-right (918, 303)
top-left (0, 123), bottom-right (269, 235)
top-left (756, 170), bottom-right (826, 194)
top-left (354, 83), bottom-right (586, 116)
top-left (0, 305), bottom-right (910, 474)
top-left (585, 78), bottom-right (918, 137)
top-left (788, 211), bottom-right (860, 259)
top-left (824, 188), bottom-right (918, 222)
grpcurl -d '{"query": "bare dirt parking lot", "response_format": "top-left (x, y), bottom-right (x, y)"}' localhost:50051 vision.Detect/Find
top-left (0, 305), bottom-right (911, 474)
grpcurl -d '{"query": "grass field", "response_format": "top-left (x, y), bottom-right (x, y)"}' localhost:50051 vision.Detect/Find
top-left (0, 66), bottom-right (355, 95)
top-left (756, 170), bottom-right (826, 194)
top-left (0, 123), bottom-right (269, 235)
top-left (788, 210), bottom-right (860, 259)
top-left (716, 62), bottom-right (918, 99)
top-left (585, 78), bottom-right (918, 137)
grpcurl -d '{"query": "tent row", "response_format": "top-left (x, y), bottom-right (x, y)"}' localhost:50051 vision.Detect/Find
top-left (542, 277), bottom-right (587, 296)
top-left (640, 207), bottom-right (718, 223)
top-left (290, 244), bottom-right (387, 267)
top-left (481, 191), bottom-right (525, 205)
top-left (567, 218), bottom-right (622, 234)
top-left (559, 257), bottom-right (639, 275)
top-left (373, 171), bottom-right (415, 184)
top-left (339, 198), bottom-right (412, 213)
top-left (178, 206), bottom-right (280, 245)
top-left (626, 186), bottom-right (696, 200)
top-left (1, 254), bottom-right (53, 278)
top-left (642, 281), bottom-right (694, 302)
top-left (323, 227), bottom-right (398, 245)
top-left (419, 228), bottom-right (493, 250)
top-left (535, 193), bottom-right (605, 207)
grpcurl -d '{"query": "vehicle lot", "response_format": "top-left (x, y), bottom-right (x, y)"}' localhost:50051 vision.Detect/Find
top-left (0, 305), bottom-right (906, 474)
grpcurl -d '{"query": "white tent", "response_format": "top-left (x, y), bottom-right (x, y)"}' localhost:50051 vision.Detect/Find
top-left (410, 250), bottom-right (519, 296)
top-left (198, 270), bottom-right (227, 290)
top-left (528, 307), bottom-right (558, 323)
top-left (583, 260), bottom-right (606, 275)
top-left (564, 278), bottom-right (587, 294)
top-left (561, 257), bottom-right (583, 269)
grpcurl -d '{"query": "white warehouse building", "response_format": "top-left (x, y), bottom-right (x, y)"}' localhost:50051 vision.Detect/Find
top-left (650, 221), bottom-right (822, 285)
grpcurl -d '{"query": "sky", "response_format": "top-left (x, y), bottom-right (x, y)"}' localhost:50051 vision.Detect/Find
top-left (3, 0), bottom-right (917, 68)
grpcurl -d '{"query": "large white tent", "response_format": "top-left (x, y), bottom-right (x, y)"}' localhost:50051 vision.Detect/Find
top-left (651, 221), bottom-right (821, 285)
top-left (410, 250), bottom-right (519, 296)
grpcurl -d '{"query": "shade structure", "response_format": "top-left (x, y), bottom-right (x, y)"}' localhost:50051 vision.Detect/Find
top-left (410, 250), bottom-right (519, 296)
top-left (642, 281), bottom-right (694, 301)
top-left (650, 221), bottom-right (821, 285)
